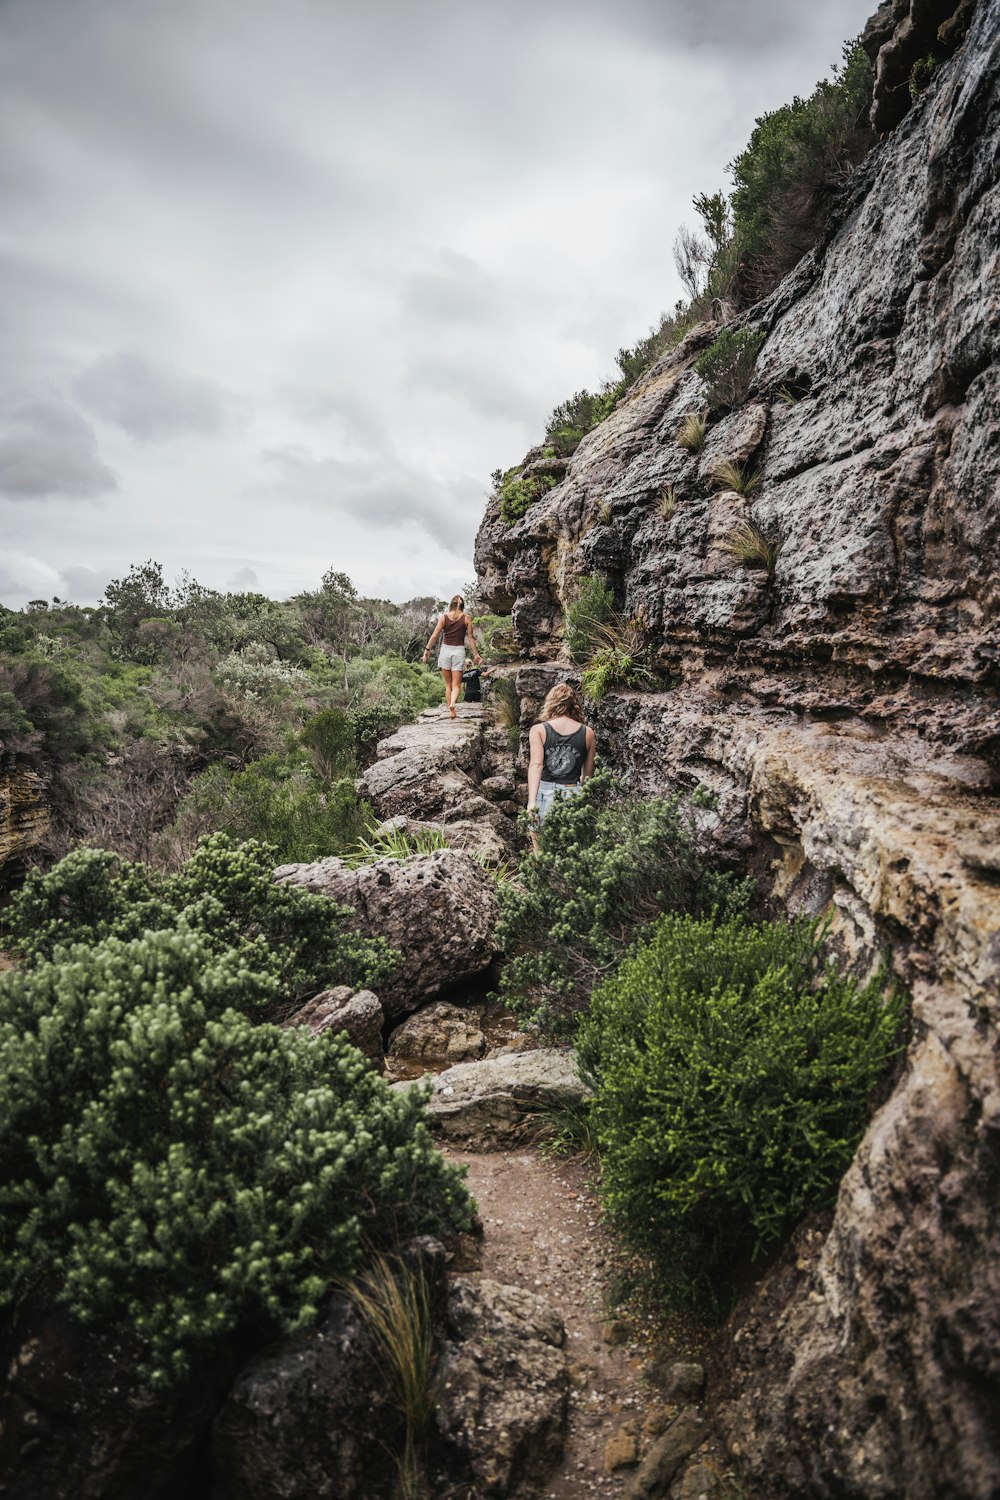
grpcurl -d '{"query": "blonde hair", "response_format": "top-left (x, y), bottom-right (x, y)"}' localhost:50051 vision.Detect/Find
top-left (448, 594), bottom-right (465, 616)
top-left (540, 682), bottom-right (585, 723)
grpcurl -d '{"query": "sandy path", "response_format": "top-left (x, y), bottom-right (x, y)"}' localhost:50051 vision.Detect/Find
top-left (446, 1147), bottom-right (664, 1498)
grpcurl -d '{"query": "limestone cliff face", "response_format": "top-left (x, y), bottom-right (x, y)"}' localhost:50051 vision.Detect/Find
top-left (476, 4), bottom-right (1000, 1495)
top-left (0, 761), bottom-right (49, 879)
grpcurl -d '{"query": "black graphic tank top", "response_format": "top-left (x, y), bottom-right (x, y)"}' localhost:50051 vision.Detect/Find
top-left (542, 722), bottom-right (587, 785)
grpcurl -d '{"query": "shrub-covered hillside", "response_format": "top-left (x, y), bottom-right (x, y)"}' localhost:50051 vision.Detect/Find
top-left (0, 563), bottom-right (486, 871)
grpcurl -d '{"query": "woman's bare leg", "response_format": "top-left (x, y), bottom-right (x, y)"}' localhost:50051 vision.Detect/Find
top-left (448, 668), bottom-right (463, 716)
top-left (440, 668), bottom-right (455, 717)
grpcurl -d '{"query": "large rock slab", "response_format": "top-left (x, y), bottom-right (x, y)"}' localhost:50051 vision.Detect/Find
top-left (275, 849), bottom-right (499, 1020)
top-left (434, 1276), bottom-right (568, 1499)
top-left (396, 1049), bottom-right (590, 1147)
top-left (387, 1000), bottom-right (488, 1070)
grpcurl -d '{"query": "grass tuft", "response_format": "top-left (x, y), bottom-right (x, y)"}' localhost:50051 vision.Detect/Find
top-left (676, 410), bottom-right (708, 451)
top-left (345, 824), bottom-right (448, 866)
top-left (719, 519), bottom-right (782, 580)
top-left (711, 459), bottom-right (762, 497)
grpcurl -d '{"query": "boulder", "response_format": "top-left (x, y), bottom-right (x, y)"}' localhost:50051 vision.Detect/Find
top-left (212, 1238), bottom-right (448, 1500)
top-left (387, 1000), bottom-right (488, 1070)
top-left (285, 986), bottom-right (385, 1070)
top-left (0, 1296), bottom-right (238, 1500)
top-left (395, 1049), bottom-right (590, 1148)
top-left (622, 1410), bottom-right (707, 1500)
top-left (275, 849), bottom-right (499, 1021)
top-left (432, 1276), bottom-right (568, 1499)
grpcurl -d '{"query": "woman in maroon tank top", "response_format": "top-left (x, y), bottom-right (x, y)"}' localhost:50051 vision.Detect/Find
top-left (422, 594), bottom-right (482, 719)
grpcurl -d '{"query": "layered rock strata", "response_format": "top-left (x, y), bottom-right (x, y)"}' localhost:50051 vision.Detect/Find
top-left (476, 5), bottom-right (1000, 1493)
top-left (0, 762), bottom-right (49, 879)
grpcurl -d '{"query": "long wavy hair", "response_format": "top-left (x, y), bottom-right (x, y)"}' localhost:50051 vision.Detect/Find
top-left (540, 682), bottom-right (585, 723)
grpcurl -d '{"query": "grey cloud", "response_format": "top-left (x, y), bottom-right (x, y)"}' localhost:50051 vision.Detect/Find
top-left (0, 400), bottom-right (117, 499)
top-left (400, 252), bottom-right (498, 326)
top-left (227, 566), bottom-right (260, 592)
top-left (75, 349), bottom-right (232, 442)
top-left (59, 564), bottom-right (111, 605)
top-left (258, 444), bottom-right (476, 538)
top-left (409, 356), bottom-right (540, 425)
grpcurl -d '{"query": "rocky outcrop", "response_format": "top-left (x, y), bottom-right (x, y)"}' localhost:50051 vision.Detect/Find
top-left (285, 986), bottom-right (385, 1069)
top-left (397, 1049), bottom-right (590, 1148)
top-left (864, 0), bottom-right (978, 132)
top-left (358, 705), bottom-right (518, 863)
top-left (475, 4), bottom-right (1000, 1493)
top-left (0, 762), bottom-right (49, 880)
top-left (275, 848), bottom-right (499, 1021)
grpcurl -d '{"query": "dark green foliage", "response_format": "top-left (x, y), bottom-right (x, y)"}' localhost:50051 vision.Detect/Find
top-left (909, 52), bottom-right (941, 100)
top-left (0, 928), bottom-right (473, 1384)
top-left (301, 707), bottom-right (356, 780)
top-left (564, 576), bottom-right (615, 665)
top-left (695, 327), bottom-right (765, 410)
top-left (0, 657), bottom-right (97, 764)
top-left (496, 773), bottom-right (748, 1036)
top-left (473, 613), bottom-right (516, 664)
top-left (578, 912), bottom-right (904, 1311)
top-left (170, 755), bottom-right (369, 864)
top-left (0, 833), bottom-right (396, 1006)
top-left (730, 42), bottom-right (874, 298)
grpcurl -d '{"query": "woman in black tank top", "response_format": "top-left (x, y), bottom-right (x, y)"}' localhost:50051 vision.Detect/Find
top-left (526, 681), bottom-right (595, 848)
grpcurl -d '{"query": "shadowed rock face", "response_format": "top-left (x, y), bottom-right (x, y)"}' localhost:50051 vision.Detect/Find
top-left (475, 4), bottom-right (1000, 1494)
top-left (0, 763), bottom-right (49, 878)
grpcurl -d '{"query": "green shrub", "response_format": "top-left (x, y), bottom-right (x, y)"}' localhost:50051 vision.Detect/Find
top-left (0, 929), bottom-right (473, 1384)
top-left (695, 327), bottom-right (765, 410)
top-left (473, 613), bottom-right (516, 664)
top-left (580, 615), bottom-right (657, 702)
top-left (496, 774), bottom-right (747, 1036)
top-left (169, 753), bottom-right (369, 864)
top-left (730, 42), bottom-right (874, 298)
top-left (564, 575), bottom-right (615, 665)
top-left (0, 833), bottom-right (396, 1006)
top-left (578, 912), bottom-right (904, 1312)
top-left (498, 472), bottom-right (557, 525)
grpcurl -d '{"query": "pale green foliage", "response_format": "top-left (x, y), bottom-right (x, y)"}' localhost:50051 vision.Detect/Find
top-left (214, 641), bottom-right (310, 698)
top-left (0, 930), bottom-right (473, 1384)
top-left (580, 615), bottom-right (656, 702)
top-left (578, 912), bottom-right (904, 1311)
top-left (498, 471), bottom-right (557, 525)
top-left (659, 485), bottom-right (678, 520)
top-left (344, 824), bottom-right (449, 867)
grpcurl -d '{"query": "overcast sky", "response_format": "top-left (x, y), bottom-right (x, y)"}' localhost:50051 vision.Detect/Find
top-left (0, 0), bottom-right (875, 609)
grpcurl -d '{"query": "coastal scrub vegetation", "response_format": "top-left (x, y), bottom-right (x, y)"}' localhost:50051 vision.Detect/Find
top-left (499, 784), bottom-right (904, 1316)
top-left (0, 563), bottom-right (454, 870)
top-left (0, 928), bottom-right (473, 1385)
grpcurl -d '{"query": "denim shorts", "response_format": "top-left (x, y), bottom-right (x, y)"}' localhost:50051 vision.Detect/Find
top-left (535, 779), bottom-right (582, 821)
top-left (437, 645), bottom-right (466, 671)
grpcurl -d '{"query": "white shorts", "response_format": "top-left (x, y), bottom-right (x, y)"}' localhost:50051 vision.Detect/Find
top-left (438, 645), bottom-right (466, 671)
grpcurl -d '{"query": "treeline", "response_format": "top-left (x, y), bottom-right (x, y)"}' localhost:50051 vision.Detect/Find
top-left (492, 39), bottom-right (874, 520)
top-left (0, 563), bottom-right (458, 870)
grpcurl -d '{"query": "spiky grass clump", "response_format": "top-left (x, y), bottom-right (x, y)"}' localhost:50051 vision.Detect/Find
top-left (659, 484), bottom-right (678, 520)
top-left (581, 614), bottom-right (656, 702)
top-left (488, 675), bottom-right (521, 751)
top-left (348, 1253), bottom-right (438, 1500)
top-left (345, 824), bottom-right (449, 867)
top-left (719, 519), bottom-right (782, 581)
top-left (676, 410), bottom-right (708, 451)
top-left (711, 459), bottom-right (763, 497)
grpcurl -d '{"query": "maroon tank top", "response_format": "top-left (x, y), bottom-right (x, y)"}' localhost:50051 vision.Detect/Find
top-left (441, 613), bottom-right (468, 645)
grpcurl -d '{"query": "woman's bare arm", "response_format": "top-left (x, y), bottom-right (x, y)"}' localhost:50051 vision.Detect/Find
top-left (464, 615), bottom-right (482, 663)
top-left (422, 614), bottom-right (445, 660)
top-left (527, 722), bottom-right (545, 810)
top-left (582, 726), bottom-right (596, 781)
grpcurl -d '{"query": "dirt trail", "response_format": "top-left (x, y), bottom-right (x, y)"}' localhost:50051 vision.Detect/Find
top-left (446, 1146), bottom-right (672, 1498)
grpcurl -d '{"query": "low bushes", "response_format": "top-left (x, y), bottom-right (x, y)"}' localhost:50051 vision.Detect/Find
top-left (564, 575), bottom-right (615, 665)
top-left (498, 472), bottom-right (557, 525)
top-left (695, 327), bottom-right (765, 411)
top-left (0, 832), bottom-right (396, 1007)
top-left (578, 911), bottom-right (904, 1312)
top-left (0, 929), bottom-right (473, 1384)
top-left (496, 774), bottom-right (747, 1036)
